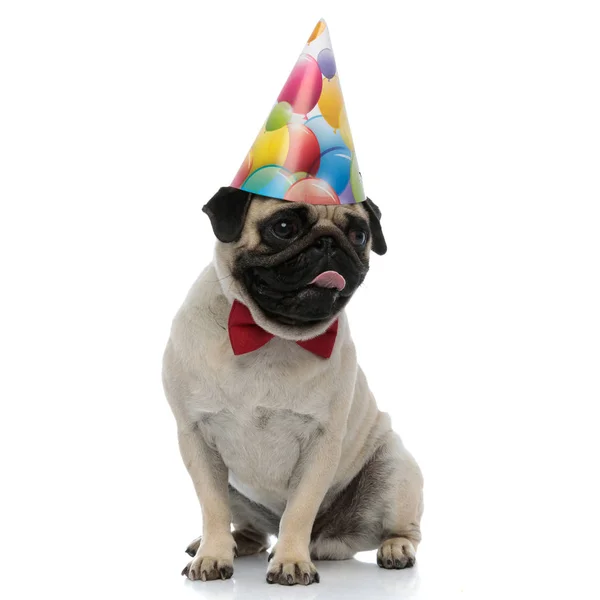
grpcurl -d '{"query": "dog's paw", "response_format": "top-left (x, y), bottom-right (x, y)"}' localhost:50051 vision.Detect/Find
top-left (182, 535), bottom-right (235, 581)
top-left (266, 552), bottom-right (319, 585)
top-left (377, 537), bottom-right (416, 570)
top-left (182, 555), bottom-right (234, 581)
top-left (185, 536), bottom-right (202, 557)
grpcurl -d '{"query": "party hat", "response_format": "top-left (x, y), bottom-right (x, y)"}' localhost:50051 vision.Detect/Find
top-left (231, 20), bottom-right (365, 205)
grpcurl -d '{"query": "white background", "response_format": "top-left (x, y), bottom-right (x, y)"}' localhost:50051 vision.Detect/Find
top-left (1, 1), bottom-right (599, 598)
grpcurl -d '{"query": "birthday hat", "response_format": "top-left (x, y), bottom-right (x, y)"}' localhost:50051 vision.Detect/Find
top-left (231, 20), bottom-right (365, 205)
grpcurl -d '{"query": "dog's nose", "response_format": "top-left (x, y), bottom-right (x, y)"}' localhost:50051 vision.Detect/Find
top-left (315, 236), bottom-right (336, 251)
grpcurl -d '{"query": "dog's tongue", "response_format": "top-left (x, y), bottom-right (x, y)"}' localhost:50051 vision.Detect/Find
top-left (309, 271), bottom-right (346, 291)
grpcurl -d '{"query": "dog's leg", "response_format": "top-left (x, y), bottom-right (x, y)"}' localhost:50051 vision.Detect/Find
top-left (377, 434), bottom-right (423, 570)
top-left (232, 529), bottom-right (271, 556)
top-left (178, 428), bottom-right (236, 581)
top-left (308, 432), bottom-right (423, 568)
top-left (186, 528), bottom-right (270, 558)
top-left (309, 537), bottom-right (357, 560)
top-left (186, 482), bottom-right (278, 558)
top-left (266, 434), bottom-right (342, 586)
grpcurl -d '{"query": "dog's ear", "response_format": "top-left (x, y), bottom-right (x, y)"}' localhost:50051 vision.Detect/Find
top-left (364, 197), bottom-right (387, 255)
top-left (202, 187), bottom-right (254, 243)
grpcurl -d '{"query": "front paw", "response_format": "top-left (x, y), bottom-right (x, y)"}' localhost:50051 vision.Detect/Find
top-left (266, 552), bottom-right (319, 586)
top-left (182, 535), bottom-right (235, 581)
top-left (182, 555), bottom-right (234, 581)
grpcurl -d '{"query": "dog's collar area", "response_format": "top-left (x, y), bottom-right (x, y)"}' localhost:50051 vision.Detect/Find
top-left (228, 300), bottom-right (338, 358)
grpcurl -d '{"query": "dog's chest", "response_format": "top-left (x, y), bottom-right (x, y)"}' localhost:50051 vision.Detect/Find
top-left (198, 405), bottom-right (319, 491)
top-left (191, 339), bottom-right (333, 493)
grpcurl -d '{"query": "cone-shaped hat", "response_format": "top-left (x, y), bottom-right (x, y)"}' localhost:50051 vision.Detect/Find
top-left (231, 20), bottom-right (365, 205)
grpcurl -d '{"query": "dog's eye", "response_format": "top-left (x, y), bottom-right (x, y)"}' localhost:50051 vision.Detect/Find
top-left (348, 229), bottom-right (367, 247)
top-left (272, 219), bottom-right (299, 240)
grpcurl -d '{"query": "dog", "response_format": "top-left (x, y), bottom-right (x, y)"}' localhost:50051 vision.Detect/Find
top-left (162, 186), bottom-right (423, 585)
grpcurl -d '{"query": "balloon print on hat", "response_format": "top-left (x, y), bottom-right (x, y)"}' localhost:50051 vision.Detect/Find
top-left (278, 54), bottom-right (323, 116)
top-left (242, 166), bottom-right (295, 198)
top-left (338, 181), bottom-right (355, 204)
top-left (338, 155), bottom-right (364, 204)
top-left (291, 171), bottom-right (308, 182)
top-left (305, 115), bottom-right (346, 154)
top-left (232, 151), bottom-right (253, 188)
top-left (265, 102), bottom-right (293, 131)
top-left (283, 124), bottom-right (321, 174)
top-left (307, 19), bottom-right (326, 44)
top-left (339, 107), bottom-right (354, 151)
top-left (317, 48), bottom-right (336, 80)
top-left (251, 126), bottom-right (289, 172)
top-left (284, 178), bottom-right (340, 204)
top-left (350, 154), bottom-right (365, 202)
top-left (318, 74), bottom-right (343, 130)
top-left (236, 124), bottom-right (321, 196)
top-left (315, 146), bottom-right (352, 194)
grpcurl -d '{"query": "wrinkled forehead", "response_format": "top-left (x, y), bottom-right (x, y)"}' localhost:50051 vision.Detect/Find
top-left (244, 197), bottom-right (368, 228)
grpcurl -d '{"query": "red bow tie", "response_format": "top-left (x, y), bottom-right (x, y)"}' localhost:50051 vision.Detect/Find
top-left (228, 300), bottom-right (338, 358)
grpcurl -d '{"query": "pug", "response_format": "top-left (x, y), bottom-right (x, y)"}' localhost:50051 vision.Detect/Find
top-left (162, 186), bottom-right (423, 586)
